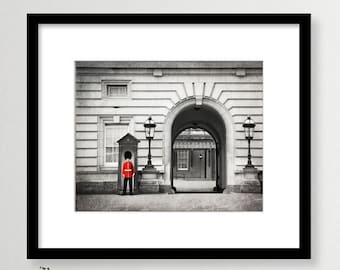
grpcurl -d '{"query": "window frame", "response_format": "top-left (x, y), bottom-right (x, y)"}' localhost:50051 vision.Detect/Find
top-left (107, 84), bottom-right (128, 97)
top-left (101, 80), bottom-right (131, 99)
top-left (103, 123), bottom-right (129, 167)
top-left (177, 149), bottom-right (190, 171)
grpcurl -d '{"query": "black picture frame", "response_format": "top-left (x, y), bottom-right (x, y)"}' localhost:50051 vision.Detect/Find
top-left (27, 13), bottom-right (311, 259)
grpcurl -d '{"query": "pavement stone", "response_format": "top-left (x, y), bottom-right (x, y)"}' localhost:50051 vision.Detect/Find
top-left (174, 180), bottom-right (216, 192)
top-left (76, 193), bottom-right (262, 211)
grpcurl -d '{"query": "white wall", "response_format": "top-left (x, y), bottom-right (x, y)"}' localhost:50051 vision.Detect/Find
top-left (0, 0), bottom-right (339, 269)
top-left (75, 66), bottom-right (263, 175)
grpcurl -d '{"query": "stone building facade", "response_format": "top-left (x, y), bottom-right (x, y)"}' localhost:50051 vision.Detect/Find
top-left (75, 61), bottom-right (263, 194)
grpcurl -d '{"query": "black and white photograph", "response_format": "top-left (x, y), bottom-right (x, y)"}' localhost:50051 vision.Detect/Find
top-left (75, 61), bottom-right (263, 211)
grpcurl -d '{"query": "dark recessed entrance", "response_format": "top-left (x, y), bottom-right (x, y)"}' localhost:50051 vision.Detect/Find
top-left (172, 128), bottom-right (217, 192)
top-left (170, 103), bottom-right (226, 193)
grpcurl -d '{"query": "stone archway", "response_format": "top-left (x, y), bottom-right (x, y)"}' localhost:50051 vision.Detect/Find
top-left (163, 97), bottom-right (235, 192)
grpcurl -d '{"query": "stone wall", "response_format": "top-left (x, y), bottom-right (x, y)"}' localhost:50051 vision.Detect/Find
top-left (75, 61), bottom-right (263, 191)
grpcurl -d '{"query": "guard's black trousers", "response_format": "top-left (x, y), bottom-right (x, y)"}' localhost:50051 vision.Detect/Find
top-left (123, 177), bottom-right (133, 194)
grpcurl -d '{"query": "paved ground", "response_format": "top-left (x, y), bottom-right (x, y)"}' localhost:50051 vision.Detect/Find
top-left (76, 193), bottom-right (262, 211)
top-left (173, 179), bottom-right (216, 192)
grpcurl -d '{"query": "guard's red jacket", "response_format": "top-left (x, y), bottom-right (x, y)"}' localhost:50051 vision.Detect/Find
top-left (122, 161), bottom-right (135, 178)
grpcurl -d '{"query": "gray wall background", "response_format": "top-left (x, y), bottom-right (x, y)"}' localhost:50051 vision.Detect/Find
top-left (0, 0), bottom-right (338, 269)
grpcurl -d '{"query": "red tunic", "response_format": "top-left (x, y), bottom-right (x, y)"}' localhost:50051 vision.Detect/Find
top-left (122, 161), bottom-right (135, 178)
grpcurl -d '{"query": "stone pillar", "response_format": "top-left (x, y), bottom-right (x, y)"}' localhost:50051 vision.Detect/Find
top-left (139, 167), bottom-right (160, 194)
top-left (240, 167), bottom-right (261, 193)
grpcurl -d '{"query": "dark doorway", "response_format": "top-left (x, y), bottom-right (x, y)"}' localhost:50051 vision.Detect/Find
top-left (169, 102), bottom-right (227, 193)
top-left (191, 149), bottom-right (206, 178)
top-left (172, 128), bottom-right (217, 192)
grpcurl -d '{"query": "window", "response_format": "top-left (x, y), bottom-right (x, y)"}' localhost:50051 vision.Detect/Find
top-left (102, 80), bottom-right (130, 98)
top-left (107, 85), bottom-right (127, 97)
top-left (104, 124), bottom-right (128, 166)
top-left (177, 150), bottom-right (189, 170)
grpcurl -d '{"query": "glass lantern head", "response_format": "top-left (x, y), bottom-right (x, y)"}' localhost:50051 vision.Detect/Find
top-left (144, 116), bottom-right (156, 139)
top-left (242, 116), bottom-right (256, 139)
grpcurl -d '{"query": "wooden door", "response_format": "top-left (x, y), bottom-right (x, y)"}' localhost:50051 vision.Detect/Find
top-left (191, 150), bottom-right (206, 178)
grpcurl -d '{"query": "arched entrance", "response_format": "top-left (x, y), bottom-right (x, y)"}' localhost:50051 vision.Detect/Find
top-left (163, 97), bottom-right (235, 192)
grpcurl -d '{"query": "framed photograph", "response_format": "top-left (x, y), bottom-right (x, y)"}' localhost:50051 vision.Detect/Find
top-left (27, 14), bottom-right (310, 259)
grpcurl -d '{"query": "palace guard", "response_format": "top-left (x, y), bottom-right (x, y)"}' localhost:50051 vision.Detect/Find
top-left (121, 151), bottom-right (136, 195)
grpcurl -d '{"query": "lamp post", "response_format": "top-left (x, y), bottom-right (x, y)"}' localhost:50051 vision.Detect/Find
top-left (243, 115), bottom-right (256, 168)
top-left (144, 116), bottom-right (156, 169)
top-left (240, 115), bottom-right (261, 193)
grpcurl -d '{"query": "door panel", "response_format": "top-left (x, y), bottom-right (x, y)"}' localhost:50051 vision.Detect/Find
top-left (190, 150), bottom-right (205, 178)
